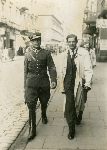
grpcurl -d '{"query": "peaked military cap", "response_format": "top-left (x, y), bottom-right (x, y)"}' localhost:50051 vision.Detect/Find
top-left (29, 32), bottom-right (41, 41)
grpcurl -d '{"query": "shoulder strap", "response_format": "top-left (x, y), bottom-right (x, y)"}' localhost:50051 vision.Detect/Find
top-left (29, 51), bottom-right (37, 61)
top-left (26, 50), bottom-right (36, 61)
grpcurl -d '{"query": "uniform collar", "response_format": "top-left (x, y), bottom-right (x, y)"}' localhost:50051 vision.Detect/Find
top-left (32, 47), bottom-right (41, 53)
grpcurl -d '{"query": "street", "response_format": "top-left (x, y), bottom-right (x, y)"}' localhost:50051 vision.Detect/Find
top-left (0, 54), bottom-right (106, 150)
top-left (0, 57), bottom-right (28, 150)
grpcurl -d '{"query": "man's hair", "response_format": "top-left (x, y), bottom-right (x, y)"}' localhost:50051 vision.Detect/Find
top-left (66, 34), bottom-right (78, 42)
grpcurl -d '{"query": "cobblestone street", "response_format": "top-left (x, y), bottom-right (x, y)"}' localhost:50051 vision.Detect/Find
top-left (0, 57), bottom-right (28, 150)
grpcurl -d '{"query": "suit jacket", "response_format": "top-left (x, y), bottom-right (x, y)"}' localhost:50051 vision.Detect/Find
top-left (63, 50), bottom-right (76, 92)
top-left (24, 47), bottom-right (57, 88)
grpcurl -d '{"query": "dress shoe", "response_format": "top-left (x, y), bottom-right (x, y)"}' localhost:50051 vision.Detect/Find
top-left (68, 127), bottom-right (75, 140)
top-left (68, 131), bottom-right (75, 140)
top-left (42, 117), bottom-right (48, 124)
top-left (28, 132), bottom-right (36, 141)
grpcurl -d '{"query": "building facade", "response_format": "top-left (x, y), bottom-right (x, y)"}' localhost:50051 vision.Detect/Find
top-left (96, 0), bottom-right (107, 61)
top-left (82, 0), bottom-right (97, 46)
top-left (0, 0), bottom-right (37, 55)
top-left (35, 15), bottom-right (64, 52)
top-left (83, 0), bottom-right (107, 61)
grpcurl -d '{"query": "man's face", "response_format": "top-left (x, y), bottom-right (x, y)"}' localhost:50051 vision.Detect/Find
top-left (67, 37), bottom-right (77, 50)
top-left (31, 39), bottom-right (41, 49)
top-left (84, 42), bottom-right (89, 50)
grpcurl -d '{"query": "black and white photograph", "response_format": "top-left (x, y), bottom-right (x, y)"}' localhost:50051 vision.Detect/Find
top-left (0, 0), bottom-right (107, 150)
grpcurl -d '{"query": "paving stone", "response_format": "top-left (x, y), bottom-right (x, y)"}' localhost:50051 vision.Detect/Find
top-left (26, 137), bottom-right (45, 149)
top-left (47, 105), bottom-right (57, 112)
top-left (90, 112), bottom-right (104, 120)
top-left (87, 91), bottom-right (95, 98)
top-left (87, 97), bottom-right (97, 102)
top-left (87, 101), bottom-right (98, 107)
top-left (48, 111), bottom-right (63, 117)
top-left (82, 111), bottom-right (90, 119)
top-left (85, 106), bottom-right (100, 112)
top-left (43, 136), bottom-right (78, 149)
top-left (52, 118), bottom-right (67, 126)
top-left (37, 125), bottom-right (64, 136)
top-left (84, 119), bottom-right (105, 127)
top-left (77, 136), bottom-right (107, 150)
top-left (99, 106), bottom-right (107, 112)
top-left (91, 127), bottom-right (107, 137)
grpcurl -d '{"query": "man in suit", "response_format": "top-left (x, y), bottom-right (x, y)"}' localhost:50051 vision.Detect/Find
top-left (24, 32), bottom-right (57, 141)
top-left (61, 34), bottom-right (93, 140)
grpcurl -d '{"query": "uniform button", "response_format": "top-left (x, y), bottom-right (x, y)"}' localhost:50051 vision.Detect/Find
top-left (37, 67), bottom-right (38, 68)
top-left (37, 60), bottom-right (38, 61)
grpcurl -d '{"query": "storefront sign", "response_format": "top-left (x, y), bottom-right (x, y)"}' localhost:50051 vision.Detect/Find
top-left (10, 32), bottom-right (15, 40)
top-left (0, 28), bottom-right (5, 35)
top-left (100, 39), bottom-right (107, 50)
top-left (96, 19), bottom-right (107, 28)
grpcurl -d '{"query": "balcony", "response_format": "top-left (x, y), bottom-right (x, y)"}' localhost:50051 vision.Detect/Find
top-left (0, 17), bottom-right (23, 32)
top-left (0, 17), bottom-right (7, 26)
top-left (83, 26), bottom-right (91, 35)
top-left (98, 1), bottom-right (107, 19)
top-left (84, 7), bottom-right (89, 14)
top-left (83, 13), bottom-right (97, 25)
top-left (83, 25), bottom-right (96, 35)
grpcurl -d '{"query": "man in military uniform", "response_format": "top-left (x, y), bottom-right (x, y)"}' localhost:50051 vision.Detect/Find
top-left (24, 32), bottom-right (57, 141)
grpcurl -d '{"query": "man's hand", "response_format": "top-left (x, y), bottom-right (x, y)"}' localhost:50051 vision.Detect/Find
top-left (51, 82), bottom-right (57, 89)
top-left (84, 86), bottom-right (91, 91)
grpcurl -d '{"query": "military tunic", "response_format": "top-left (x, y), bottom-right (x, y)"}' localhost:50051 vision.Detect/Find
top-left (24, 47), bottom-right (57, 108)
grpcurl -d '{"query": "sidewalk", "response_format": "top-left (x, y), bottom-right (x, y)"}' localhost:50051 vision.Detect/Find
top-left (13, 62), bottom-right (107, 150)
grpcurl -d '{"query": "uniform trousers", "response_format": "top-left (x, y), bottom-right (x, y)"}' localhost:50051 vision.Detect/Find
top-left (25, 86), bottom-right (50, 117)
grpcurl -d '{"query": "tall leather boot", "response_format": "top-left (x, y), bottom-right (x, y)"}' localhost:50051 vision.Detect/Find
top-left (28, 109), bottom-right (36, 141)
top-left (41, 105), bottom-right (48, 124)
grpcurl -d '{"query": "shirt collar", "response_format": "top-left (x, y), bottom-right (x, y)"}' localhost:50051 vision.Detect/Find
top-left (68, 47), bottom-right (78, 58)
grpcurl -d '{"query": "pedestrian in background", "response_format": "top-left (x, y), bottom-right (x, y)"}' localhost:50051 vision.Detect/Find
top-left (90, 47), bottom-right (96, 68)
top-left (2, 47), bottom-right (9, 62)
top-left (24, 32), bottom-right (57, 141)
top-left (83, 40), bottom-right (96, 68)
top-left (61, 34), bottom-right (93, 140)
